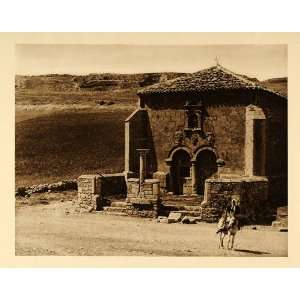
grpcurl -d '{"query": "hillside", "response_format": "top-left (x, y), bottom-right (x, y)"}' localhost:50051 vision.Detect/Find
top-left (15, 72), bottom-right (186, 94)
top-left (16, 72), bottom-right (287, 104)
top-left (15, 109), bottom-right (132, 187)
top-left (261, 77), bottom-right (288, 97)
top-left (15, 72), bottom-right (187, 109)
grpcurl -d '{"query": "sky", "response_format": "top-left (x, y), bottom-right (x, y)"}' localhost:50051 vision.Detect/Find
top-left (15, 44), bottom-right (287, 80)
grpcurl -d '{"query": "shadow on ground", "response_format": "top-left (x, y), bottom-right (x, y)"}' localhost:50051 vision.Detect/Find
top-left (234, 249), bottom-right (271, 255)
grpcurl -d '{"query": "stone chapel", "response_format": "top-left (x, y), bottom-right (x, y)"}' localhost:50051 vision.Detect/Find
top-left (76, 64), bottom-right (287, 221)
top-left (124, 65), bottom-right (287, 219)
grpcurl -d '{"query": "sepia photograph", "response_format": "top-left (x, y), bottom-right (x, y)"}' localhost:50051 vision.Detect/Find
top-left (15, 43), bottom-right (288, 257)
top-left (1, 0), bottom-right (300, 295)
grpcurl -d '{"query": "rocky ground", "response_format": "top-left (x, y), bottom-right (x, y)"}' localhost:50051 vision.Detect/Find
top-left (15, 191), bottom-right (288, 257)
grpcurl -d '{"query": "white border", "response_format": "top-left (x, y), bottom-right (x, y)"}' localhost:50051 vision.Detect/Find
top-left (1, 0), bottom-right (300, 32)
top-left (1, 268), bottom-right (299, 300)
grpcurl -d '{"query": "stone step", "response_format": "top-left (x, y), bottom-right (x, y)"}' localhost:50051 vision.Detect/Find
top-left (102, 211), bottom-right (128, 216)
top-left (176, 210), bottom-right (202, 217)
top-left (161, 195), bottom-right (204, 205)
top-left (162, 201), bottom-right (203, 208)
top-left (162, 205), bottom-right (186, 211)
top-left (161, 204), bottom-right (202, 213)
top-left (272, 220), bottom-right (288, 228)
top-left (276, 216), bottom-right (288, 222)
top-left (103, 206), bottom-right (127, 213)
top-left (277, 206), bottom-right (287, 214)
top-left (110, 201), bottom-right (128, 207)
top-left (162, 199), bottom-right (204, 204)
top-left (183, 205), bottom-right (202, 211)
top-left (102, 206), bottom-right (156, 218)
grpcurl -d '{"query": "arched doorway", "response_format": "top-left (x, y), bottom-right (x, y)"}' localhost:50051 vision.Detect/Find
top-left (195, 149), bottom-right (217, 195)
top-left (170, 149), bottom-right (191, 195)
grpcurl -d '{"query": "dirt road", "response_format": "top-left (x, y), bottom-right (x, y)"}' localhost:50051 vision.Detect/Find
top-left (15, 193), bottom-right (287, 256)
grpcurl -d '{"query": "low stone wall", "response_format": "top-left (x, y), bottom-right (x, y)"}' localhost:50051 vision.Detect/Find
top-left (126, 178), bottom-right (160, 217)
top-left (202, 176), bottom-right (269, 223)
top-left (126, 178), bottom-right (160, 204)
top-left (15, 180), bottom-right (77, 197)
top-left (16, 173), bottom-right (126, 199)
top-left (75, 175), bottom-right (101, 213)
top-left (126, 178), bottom-right (140, 200)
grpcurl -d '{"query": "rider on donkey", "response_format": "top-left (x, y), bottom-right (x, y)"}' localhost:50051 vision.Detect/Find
top-left (216, 199), bottom-right (240, 234)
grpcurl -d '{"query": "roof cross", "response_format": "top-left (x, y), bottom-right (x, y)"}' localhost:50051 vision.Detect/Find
top-left (215, 56), bottom-right (220, 67)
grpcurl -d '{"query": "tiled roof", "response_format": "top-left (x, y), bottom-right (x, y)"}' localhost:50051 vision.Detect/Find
top-left (138, 65), bottom-right (286, 98)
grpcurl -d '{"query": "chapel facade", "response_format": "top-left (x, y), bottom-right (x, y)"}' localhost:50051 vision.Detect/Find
top-left (124, 65), bottom-right (287, 215)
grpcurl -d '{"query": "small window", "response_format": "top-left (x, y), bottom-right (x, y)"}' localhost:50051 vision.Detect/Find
top-left (188, 112), bottom-right (198, 128)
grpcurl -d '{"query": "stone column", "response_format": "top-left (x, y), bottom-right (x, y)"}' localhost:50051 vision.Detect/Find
top-left (124, 121), bottom-right (130, 173)
top-left (191, 160), bottom-right (197, 195)
top-left (216, 158), bottom-right (225, 179)
top-left (152, 179), bottom-right (160, 218)
top-left (168, 167), bottom-right (174, 194)
top-left (137, 148), bottom-right (150, 184)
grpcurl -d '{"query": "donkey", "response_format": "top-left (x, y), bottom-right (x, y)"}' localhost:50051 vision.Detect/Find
top-left (217, 213), bottom-right (239, 249)
top-left (216, 201), bottom-right (240, 250)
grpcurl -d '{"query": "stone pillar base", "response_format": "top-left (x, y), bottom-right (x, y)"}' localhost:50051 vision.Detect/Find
top-left (76, 175), bottom-right (102, 213)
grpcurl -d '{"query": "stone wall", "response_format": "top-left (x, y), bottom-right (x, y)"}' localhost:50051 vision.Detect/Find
top-left (75, 175), bottom-right (101, 212)
top-left (126, 178), bottom-right (160, 204)
top-left (147, 108), bottom-right (186, 173)
top-left (202, 176), bottom-right (269, 223)
top-left (125, 90), bottom-right (287, 204)
top-left (142, 92), bottom-right (248, 176)
top-left (205, 104), bottom-right (245, 175)
top-left (126, 178), bottom-right (140, 200)
top-left (15, 179), bottom-right (77, 197)
top-left (138, 91), bottom-right (286, 204)
top-left (75, 173), bottom-right (127, 212)
top-left (147, 104), bottom-right (246, 173)
top-left (126, 178), bottom-right (160, 217)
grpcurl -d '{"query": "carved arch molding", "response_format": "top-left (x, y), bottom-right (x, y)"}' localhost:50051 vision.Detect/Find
top-left (167, 145), bottom-right (218, 163)
top-left (172, 129), bottom-right (216, 158)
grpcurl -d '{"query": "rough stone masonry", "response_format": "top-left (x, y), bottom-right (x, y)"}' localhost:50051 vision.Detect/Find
top-left (76, 175), bottom-right (101, 213)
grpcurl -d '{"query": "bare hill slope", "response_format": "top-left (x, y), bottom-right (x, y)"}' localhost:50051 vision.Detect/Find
top-left (15, 73), bottom-right (287, 97)
top-left (15, 72), bottom-right (186, 94)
